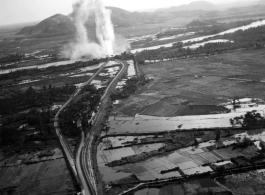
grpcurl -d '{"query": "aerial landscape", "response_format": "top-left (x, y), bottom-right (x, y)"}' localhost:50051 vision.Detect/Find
top-left (1, 0), bottom-right (265, 194)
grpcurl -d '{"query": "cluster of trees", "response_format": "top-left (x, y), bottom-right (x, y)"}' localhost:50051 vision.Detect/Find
top-left (136, 25), bottom-right (265, 62)
top-left (111, 76), bottom-right (151, 101)
top-left (0, 57), bottom-right (108, 81)
top-left (243, 111), bottom-right (264, 127)
top-left (235, 136), bottom-right (253, 148)
top-left (1, 106), bottom-right (56, 147)
top-left (186, 19), bottom-right (217, 28)
top-left (223, 25), bottom-right (265, 44)
top-left (156, 29), bottom-right (189, 39)
top-left (0, 85), bottom-right (76, 115)
top-left (230, 110), bottom-right (264, 127)
top-left (0, 53), bottom-right (27, 64)
top-left (0, 125), bottom-right (24, 146)
top-left (59, 85), bottom-right (101, 137)
top-left (113, 51), bottom-right (134, 61)
top-left (191, 19), bottom-right (255, 35)
top-left (26, 107), bottom-right (54, 135)
top-left (136, 42), bottom-right (236, 62)
top-left (0, 85), bottom-right (92, 146)
top-left (195, 42), bottom-right (248, 55)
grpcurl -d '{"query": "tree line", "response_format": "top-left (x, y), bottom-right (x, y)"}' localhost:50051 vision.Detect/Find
top-left (0, 84), bottom-right (76, 115)
top-left (135, 25), bottom-right (265, 63)
top-left (59, 85), bottom-right (102, 137)
top-left (111, 76), bottom-right (151, 101)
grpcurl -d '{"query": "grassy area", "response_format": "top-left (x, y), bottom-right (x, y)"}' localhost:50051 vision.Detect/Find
top-left (177, 105), bottom-right (229, 116)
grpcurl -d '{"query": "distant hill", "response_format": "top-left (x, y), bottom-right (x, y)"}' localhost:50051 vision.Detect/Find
top-left (18, 7), bottom-right (137, 37)
top-left (107, 7), bottom-right (134, 27)
top-left (157, 1), bottom-right (216, 12)
top-left (18, 14), bottom-right (75, 37)
top-left (199, 4), bottom-right (265, 21)
top-left (186, 19), bottom-right (216, 28)
top-left (17, 5), bottom-right (214, 38)
top-left (84, 6), bottom-right (136, 27)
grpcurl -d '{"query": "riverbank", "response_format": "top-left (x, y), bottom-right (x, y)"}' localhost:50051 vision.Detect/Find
top-left (131, 19), bottom-right (265, 53)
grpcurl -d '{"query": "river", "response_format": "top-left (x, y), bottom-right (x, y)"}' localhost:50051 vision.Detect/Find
top-left (0, 59), bottom-right (93, 75)
top-left (2, 20), bottom-right (265, 75)
top-left (131, 19), bottom-right (265, 53)
top-left (183, 39), bottom-right (232, 49)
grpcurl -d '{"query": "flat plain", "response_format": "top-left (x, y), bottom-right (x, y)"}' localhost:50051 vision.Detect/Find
top-left (112, 48), bottom-right (265, 117)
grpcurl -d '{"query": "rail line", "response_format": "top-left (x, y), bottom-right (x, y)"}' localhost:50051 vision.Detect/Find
top-left (78, 59), bottom-right (128, 195)
top-left (54, 61), bottom-right (109, 195)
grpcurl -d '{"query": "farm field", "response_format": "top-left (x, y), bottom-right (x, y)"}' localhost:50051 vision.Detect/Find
top-left (217, 170), bottom-right (265, 195)
top-left (0, 144), bottom-right (75, 195)
top-left (107, 101), bottom-right (265, 134)
top-left (99, 48), bottom-right (265, 195)
top-left (134, 180), bottom-right (229, 195)
top-left (112, 48), bottom-right (265, 118)
top-left (97, 129), bottom-right (264, 195)
top-left (97, 136), bottom-right (258, 182)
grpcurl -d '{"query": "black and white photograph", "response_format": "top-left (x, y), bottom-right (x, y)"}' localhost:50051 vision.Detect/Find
top-left (1, 0), bottom-right (265, 194)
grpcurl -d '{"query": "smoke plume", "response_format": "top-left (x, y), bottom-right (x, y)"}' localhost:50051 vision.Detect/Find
top-left (64, 0), bottom-right (130, 59)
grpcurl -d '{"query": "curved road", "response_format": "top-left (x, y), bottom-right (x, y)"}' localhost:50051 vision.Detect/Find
top-left (77, 59), bottom-right (128, 195)
top-left (53, 61), bottom-right (108, 194)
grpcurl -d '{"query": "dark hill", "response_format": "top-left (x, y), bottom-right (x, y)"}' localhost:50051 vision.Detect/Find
top-left (18, 7), bottom-right (136, 37)
top-left (18, 14), bottom-right (75, 37)
top-left (18, 5), bottom-right (214, 38)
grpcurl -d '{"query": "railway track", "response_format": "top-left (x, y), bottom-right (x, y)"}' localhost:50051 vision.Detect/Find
top-left (78, 59), bottom-right (128, 195)
top-left (54, 61), bottom-right (109, 195)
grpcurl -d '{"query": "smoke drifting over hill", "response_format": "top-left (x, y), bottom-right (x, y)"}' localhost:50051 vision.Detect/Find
top-left (64, 0), bottom-right (130, 59)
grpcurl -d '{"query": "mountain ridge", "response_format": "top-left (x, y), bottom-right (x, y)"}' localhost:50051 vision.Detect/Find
top-left (157, 1), bottom-right (216, 12)
top-left (18, 1), bottom-right (260, 38)
top-left (18, 7), bottom-right (136, 37)
top-left (18, 14), bottom-right (75, 37)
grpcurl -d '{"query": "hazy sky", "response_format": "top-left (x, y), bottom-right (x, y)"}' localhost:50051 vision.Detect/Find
top-left (0, 0), bottom-right (253, 26)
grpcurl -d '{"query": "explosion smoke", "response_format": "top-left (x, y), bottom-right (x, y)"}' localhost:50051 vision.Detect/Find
top-left (64, 0), bottom-right (130, 59)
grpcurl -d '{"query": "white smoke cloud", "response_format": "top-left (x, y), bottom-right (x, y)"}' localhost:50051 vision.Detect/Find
top-left (63, 0), bottom-right (130, 60)
top-left (94, 0), bottom-right (115, 56)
